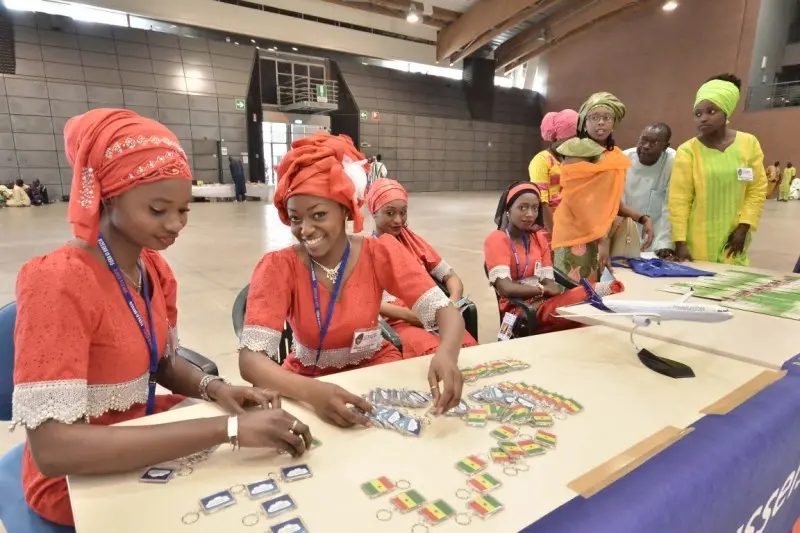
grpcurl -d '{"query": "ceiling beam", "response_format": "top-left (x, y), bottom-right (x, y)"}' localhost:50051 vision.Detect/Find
top-left (436, 0), bottom-right (541, 62)
top-left (316, 0), bottom-right (456, 27)
top-left (495, 0), bottom-right (658, 72)
top-left (448, 0), bottom-right (562, 64)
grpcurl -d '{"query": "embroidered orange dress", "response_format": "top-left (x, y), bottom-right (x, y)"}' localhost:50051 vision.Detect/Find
top-left (378, 233), bottom-right (478, 358)
top-left (240, 236), bottom-right (451, 375)
top-left (484, 229), bottom-right (623, 334)
top-left (12, 246), bottom-right (183, 526)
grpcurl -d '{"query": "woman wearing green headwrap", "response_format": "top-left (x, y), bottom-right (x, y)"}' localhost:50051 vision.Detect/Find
top-left (551, 92), bottom-right (654, 282)
top-left (668, 74), bottom-right (767, 265)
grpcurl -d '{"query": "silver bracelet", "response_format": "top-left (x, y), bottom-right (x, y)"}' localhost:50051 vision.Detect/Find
top-left (198, 375), bottom-right (228, 401)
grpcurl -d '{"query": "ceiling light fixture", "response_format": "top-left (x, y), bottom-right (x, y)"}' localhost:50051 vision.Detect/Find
top-left (292, 47), bottom-right (298, 51)
top-left (662, 1), bottom-right (678, 11)
top-left (406, 5), bottom-right (420, 23)
top-left (251, 39), bottom-right (256, 44)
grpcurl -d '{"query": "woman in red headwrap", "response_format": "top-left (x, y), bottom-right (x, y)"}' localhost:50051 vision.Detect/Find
top-left (11, 109), bottom-right (311, 529)
top-left (238, 132), bottom-right (465, 428)
top-left (365, 178), bottom-right (477, 358)
top-left (484, 182), bottom-right (624, 337)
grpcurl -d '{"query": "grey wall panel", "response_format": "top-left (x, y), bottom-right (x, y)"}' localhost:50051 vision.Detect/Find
top-left (83, 67), bottom-right (121, 85)
top-left (185, 78), bottom-right (216, 94)
top-left (113, 27), bottom-right (148, 44)
top-left (157, 92), bottom-right (189, 109)
top-left (122, 88), bottom-right (157, 106)
top-left (183, 65), bottom-right (214, 79)
top-left (41, 46), bottom-right (81, 65)
top-left (120, 71), bottom-right (155, 88)
top-left (0, 133), bottom-right (14, 149)
top-left (15, 59), bottom-right (46, 77)
top-left (115, 42), bottom-right (150, 59)
top-left (147, 32), bottom-right (178, 48)
top-left (50, 100), bottom-right (89, 118)
top-left (212, 68), bottom-right (249, 84)
top-left (125, 105), bottom-right (159, 121)
top-left (15, 27), bottom-right (39, 44)
top-left (8, 97), bottom-right (51, 117)
top-left (0, 116), bottom-right (11, 132)
top-left (218, 113), bottom-right (243, 128)
top-left (158, 108), bottom-right (190, 124)
top-left (15, 43), bottom-right (42, 61)
top-left (0, 150), bottom-right (17, 166)
top-left (10, 115), bottom-right (53, 134)
top-left (48, 82), bottom-right (87, 102)
top-left (52, 117), bottom-right (69, 136)
top-left (149, 46), bottom-right (182, 63)
top-left (154, 76), bottom-right (187, 92)
top-left (44, 62), bottom-right (85, 81)
top-left (78, 36), bottom-right (116, 54)
top-left (181, 51), bottom-right (212, 66)
top-left (39, 31), bottom-right (78, 49)
top-left (190, 110), bottom-right (219, 126)
top-left (17, 150), bottom-right (58, 168)
top-left (215, 82), bottom-right (246, 97)
top-left (152, 61), bottom-right (184, 77)
top-left (14, 133), bottom-right (56, 151)
top-left (81, 51), bottom-right (118, 69)
top-left (210, 56), bottom-right (251, 71)
top-left (87, 86), bottom-right (124, 105)
top-left (21, 168), bottom-right (61, 187)
top-left (189, 95), bottom-right (218, 112)
top-left (6, 78), bottom-right (48, 99)
top-left (118, 56), bottom-right (153, 73)
top-left (220, 127), bottom-right (246, 141)
top-left (164, 124), bottom-right (191, 139)
top-left (179, 37), bottom-right (209, 52)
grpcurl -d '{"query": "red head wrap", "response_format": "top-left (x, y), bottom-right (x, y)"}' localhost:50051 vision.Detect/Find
top-left (65, 108), bottom-right (191, 243)
top-left (365, 178), bottom-right (408, 215)
top-left (540, 109), bottom-right (579, 142)
top-left (273, 132), bottom-right (368, 232)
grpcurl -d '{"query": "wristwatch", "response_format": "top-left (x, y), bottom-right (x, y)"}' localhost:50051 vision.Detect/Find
top-left (227, 415), bottom-right (239, 450)
top-left (199, 375), bottom-right (229, 401)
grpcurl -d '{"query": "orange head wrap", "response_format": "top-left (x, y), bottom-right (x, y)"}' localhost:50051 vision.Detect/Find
top-left (365, 178), bottom-right (408, 215)
top-left (65, 108), bottom-right (191, 243)
top-left (364, 178), bottom-right (441, 268)
top-left (273, 132), bottom-right (368, 232)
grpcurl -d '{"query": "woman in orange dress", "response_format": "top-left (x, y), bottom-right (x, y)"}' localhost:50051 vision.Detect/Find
top-left (11, 109), bottom-right (311, 530)
top-left (238, 132), bottom-right (465, 428)
top-left (365, 178), bottom-right (478, 357)
top-left (484, 182), bottom-right (624, 337)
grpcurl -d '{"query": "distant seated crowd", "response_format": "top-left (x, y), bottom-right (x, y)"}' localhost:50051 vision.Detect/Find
top-left (0, 179), bottom-right (50, 208)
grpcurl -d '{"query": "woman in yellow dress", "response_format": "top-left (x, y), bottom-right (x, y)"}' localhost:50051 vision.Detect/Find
top-left (669, 74), bottom-right (767, 265)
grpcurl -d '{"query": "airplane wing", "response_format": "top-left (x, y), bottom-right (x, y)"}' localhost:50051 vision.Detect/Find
top-left (676, 288), bottom-right (695, 303)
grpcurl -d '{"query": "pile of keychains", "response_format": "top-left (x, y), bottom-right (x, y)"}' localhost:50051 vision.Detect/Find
top-left (460, 359), bottom-right (531, 383)
top-left (139, 445), bottom-right (219, 483)
top-left (351, 388), bottom-right (434, 437)
top-left (465, 381), bottom-right (583, 429)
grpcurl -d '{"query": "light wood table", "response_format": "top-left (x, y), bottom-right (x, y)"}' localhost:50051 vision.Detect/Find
top-left (558, 262), bottom-right (799, 370)
top-left (68, 327), bottom-right (770, 533)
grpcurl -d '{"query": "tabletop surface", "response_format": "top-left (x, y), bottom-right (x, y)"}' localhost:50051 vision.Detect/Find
top-left (558, 262), bottom-right (799, 370)
top-left (67, 326), bottom-right (769, 533)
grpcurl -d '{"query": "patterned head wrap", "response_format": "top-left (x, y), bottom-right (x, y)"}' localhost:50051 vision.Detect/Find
top-left (577, 92), bottom-right (626, 133)
top-left (64, 108), bottom-right (191, 243)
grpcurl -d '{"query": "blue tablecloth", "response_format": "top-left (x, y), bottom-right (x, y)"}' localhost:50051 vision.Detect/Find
top-left (522, 368), bottom-right (800, 533)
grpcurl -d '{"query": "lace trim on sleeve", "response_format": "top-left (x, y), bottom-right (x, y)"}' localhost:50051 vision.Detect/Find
top-left (488, 265), bottom-right (512, 284)
top-left (411, 286), bottom-right (451, 330)
top-left (430, 261), bottom-right (454, 283)
top-left (12, 372), bottom-right (152, 430)
top-left (239, 325), bottom-right (282, 363)
top-left (165, 325), bottom-right (178, 358)
top-left (382, 291), bottom-right (397, 304)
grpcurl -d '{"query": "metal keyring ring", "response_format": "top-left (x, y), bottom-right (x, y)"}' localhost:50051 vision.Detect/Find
top-left (514, 461), bottom-right (530, 472)
top-left (376, 509), bottom-right (393, 522)
top-left (241, 513), bottom-right (260, 527)
top-left (176, 466), bottom-right (194, 477)
top-left (181, 512), bottom-right (200, 525)
top-left (412, 523), bottom-right (430, 533)
top-left (477, 453), bottom-right (489, 462)
top-left (503, 466), bottom-right (519, 476)
top-left (230, 484), bottom-right (246, 495)
top-left (396, 479), bottom-right (411, 490)
top-left (518, 433), bottom-right (533, 441)
top-left (455, 513), bottom-right (472, 526)
top-left (421, 416), bottom-right (432, 426)
top-left (455, 488), bottom-right (472, 500)
top-left (268, 472), bottom-right (279, 481)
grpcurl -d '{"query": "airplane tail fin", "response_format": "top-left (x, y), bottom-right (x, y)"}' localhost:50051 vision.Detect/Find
top-left (581, 278), bottom-right (613, 312)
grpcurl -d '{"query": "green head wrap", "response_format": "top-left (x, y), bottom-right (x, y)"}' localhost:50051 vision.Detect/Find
top-left (694, 79), bottom-right (740, 120)
top-left (577, 92), bottom-right (626, 133)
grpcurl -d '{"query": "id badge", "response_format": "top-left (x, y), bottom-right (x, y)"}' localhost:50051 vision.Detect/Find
top-left (737, 167), bottom-right (754, 181)
top-left (351, 327), bottom-right (381, 353)
top-left (497, 312), bottom-right (517, 341)
top-left (534, 260), bottom-right (543, 278)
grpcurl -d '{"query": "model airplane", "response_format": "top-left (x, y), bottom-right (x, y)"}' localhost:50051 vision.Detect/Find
top-left (557, 279), bottom-right (734, 327)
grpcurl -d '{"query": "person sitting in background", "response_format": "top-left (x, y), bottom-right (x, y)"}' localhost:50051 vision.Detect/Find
top-left (7, 178), bottom-right (31, 207)
top-left (623, 123), bottom-right (676, 258)
top-left (11, 109), bottom-right (311, 530)
top-left (780, 162), bottom-right (795, 202)
top-left (551, 92), bottom-right (654, 282)
top-left (366, 178), bottom-right (478, 358)
top-left (28, 179), bottom-right (50, 206)
top-left (766, 160), bottom-right (781, 200)
top-left (790, 173), bottom-right (800, 200)
top-left (484, 182), bottom-right (624, 337)
top-left (238, 132), bottom-right (464, 428)
top-left (669, 74), bottom-right (767, 265)
top-left (528, 109), bottom-right (579, 232)
top-left (228, 156), bottom-right (247, 202)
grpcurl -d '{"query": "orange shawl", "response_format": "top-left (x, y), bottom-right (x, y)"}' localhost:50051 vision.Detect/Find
top-left (551, 147), bottom-right (631, 249)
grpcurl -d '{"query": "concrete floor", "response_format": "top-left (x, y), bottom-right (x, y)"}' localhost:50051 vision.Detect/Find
top-left (0, 193), bottom-right (798, 466)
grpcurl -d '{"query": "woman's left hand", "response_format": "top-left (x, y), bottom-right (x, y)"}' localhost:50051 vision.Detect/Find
top-left (208, 382), bottom-right (282, 414)
top-left (640, 217), bottom-right (655, 251)
top-left (428, 353), bottom-right (463, 415)
top-left (725, 225), bottom-right (749, 258)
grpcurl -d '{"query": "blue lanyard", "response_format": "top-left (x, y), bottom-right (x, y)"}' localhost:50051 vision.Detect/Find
top-left (309, 240), bottom-right (351, 372)
top-left (505, 227), bottom-right (530, 279)
top-left (98, 234), bottom-right (158, 416)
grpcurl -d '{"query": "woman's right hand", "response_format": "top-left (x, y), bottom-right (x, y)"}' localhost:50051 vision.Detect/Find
top-left (237, 409), bottom-right (312, 457)
top-left (675, 242), bottom-right (693, 262)
top-left (597, 237), bottom-right (612, 275)
top-left (306, 381), bottom-right (373, 428)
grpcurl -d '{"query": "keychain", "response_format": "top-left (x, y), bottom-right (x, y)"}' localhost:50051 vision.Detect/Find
top-left (466, 408), bottom-right (488, 427)
top-left (535, 430), bottom-right (557, 448)
top-left (455, 454), bottom-right (488, 475)
top-left (467, 494), bottom-right (504, 519)
top-left (361, 476), bottom-right (411, 498)
top-left (489, 424), bottom-right (519, 440)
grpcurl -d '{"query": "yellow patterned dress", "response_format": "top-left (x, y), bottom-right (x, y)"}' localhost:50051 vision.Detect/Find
top-left (668, 132), bottom-right (767, 265)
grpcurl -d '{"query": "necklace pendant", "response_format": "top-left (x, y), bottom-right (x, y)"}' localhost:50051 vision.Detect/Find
top-left (326, 271), bottom-right (338, 283)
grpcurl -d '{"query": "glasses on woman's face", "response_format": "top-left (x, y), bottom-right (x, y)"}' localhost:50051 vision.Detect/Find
top-left (587, 114), bottom-right (615, 124)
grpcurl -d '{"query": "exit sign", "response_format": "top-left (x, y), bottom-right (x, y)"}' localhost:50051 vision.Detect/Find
top-left (234, 98), bottom-right (245, 111)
